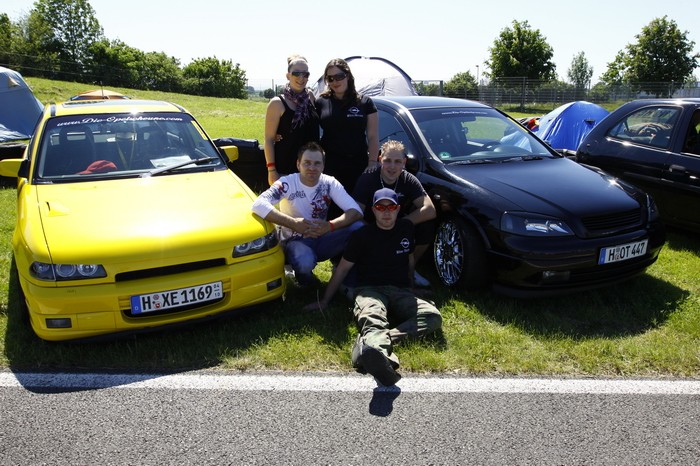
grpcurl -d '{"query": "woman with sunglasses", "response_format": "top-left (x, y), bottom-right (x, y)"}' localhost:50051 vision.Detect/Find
top-left (264, 54), bottom-right (319, 185)
top-left (315, 58), bottom-right (379, 194)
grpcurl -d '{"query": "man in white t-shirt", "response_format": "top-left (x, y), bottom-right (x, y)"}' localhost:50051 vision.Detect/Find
top-left (252, 142), bottom-right (363, 287)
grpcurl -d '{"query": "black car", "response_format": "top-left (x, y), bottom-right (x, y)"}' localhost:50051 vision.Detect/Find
top-left (576, 98), bottom-right (700, 232)
top-left (373, 96), bottom-right (665, 297)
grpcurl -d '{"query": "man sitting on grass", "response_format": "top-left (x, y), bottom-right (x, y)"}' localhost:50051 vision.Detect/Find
top-left (252, 142), bottom-right (362, 288)
top-left (304, 188), bottom-right (443, 386)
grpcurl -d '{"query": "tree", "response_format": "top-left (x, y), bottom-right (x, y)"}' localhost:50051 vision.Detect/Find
top-left (87, 39), bottom-right (143, 88)
top-left (182, 57), bottom-right (247, 99)
top-left (140, 51), bottom-right (182, 92)
top-left (486, 20), bottom-right (556, 81)
top-left (33, 0), bottom-right (104, 78)
top-left (601, 51), bottom-right (628, 86)
top-left (567, 52), bottom-right (593, 88)
top-left (627, 16), bottom-right (698, 95)
top-left (12, 10), bottom-right (61, 77)
top-left (602, 16), bottom-right (698, 96)
top-left (443, 72), bottom-right (477, 99)
top-left (414, 81), bottom-right (441, 96)
top-left (0, 14), bottom-right (12, 65)
top-left (567, 51), bottom-right (593, 100)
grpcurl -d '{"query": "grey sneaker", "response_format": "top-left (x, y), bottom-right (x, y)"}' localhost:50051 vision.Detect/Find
top-left (359, 345), bottom-right (401, 386)
top-left (284, 264), bottom-right (295, 279)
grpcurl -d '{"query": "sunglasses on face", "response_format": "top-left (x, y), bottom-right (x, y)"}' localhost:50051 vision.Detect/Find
top-left (290, 71), bottom-right (310, 78)
top-left (373, 203), bottom-right (399, 212)
top-left (326, 72), bottom-right (347, 83)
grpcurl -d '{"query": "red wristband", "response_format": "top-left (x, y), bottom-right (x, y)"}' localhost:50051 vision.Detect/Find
top-left (266, 162), bottom-right (276, 168)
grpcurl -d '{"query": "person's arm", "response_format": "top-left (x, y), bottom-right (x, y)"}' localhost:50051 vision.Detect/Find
top-left (251, 184), bottom-right (315, 236)
top-left (405, 194), bottom-right (437, 225)
top-left (303, 258), bottom-right (355, 312)
top-left (262, 207), bottom-right (316, 236)
top-left (315, 179), bottom-right (364, 234)
top-left (263, 98), bottom-right (284, 185)
top-left (329, 208), bottom-right (362, 231)
top-left (366, 112), bottom-right (379, 169)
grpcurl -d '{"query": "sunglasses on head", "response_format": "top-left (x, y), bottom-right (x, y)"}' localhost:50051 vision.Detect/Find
top-left (373, 203), bottom-right (399, 212)
top-left (326, 72), bottom-right (347, 83)
top-left (290, 71), bottom-right (310, 78)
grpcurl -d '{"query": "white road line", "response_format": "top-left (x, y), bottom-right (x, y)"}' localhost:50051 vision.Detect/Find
top-left (1, 372), bottom-right (700, 394)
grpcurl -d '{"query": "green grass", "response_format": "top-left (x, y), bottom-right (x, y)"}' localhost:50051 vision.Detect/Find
top-left (1, 79), bottom-right (698, 377)
top-left (1, 184), bottom-right (699, 376)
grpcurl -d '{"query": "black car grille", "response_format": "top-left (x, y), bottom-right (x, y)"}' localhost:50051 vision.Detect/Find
top-left (115, 258), bottom-right (226, 282)
top-left (581, 209), bottom-right (642, 236)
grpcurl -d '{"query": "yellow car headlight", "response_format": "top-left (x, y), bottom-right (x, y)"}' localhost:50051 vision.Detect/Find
top-left (233, 231), bottom-right (279, 258)
top-left (31, 262), bottom-right (107, 281)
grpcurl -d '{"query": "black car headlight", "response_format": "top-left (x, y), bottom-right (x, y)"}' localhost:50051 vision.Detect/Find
top-left (501, 212), bottom-right (574, 236)
top-left (233, 231), bottom-right (279, 258)
top-left (31, 262), bottom-right (107, 281)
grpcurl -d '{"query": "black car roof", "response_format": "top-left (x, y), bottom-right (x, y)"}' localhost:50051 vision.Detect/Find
top-left (373, 96), bottom-right (492, 110)
top-left (622, 98), bottom-right (700, 107)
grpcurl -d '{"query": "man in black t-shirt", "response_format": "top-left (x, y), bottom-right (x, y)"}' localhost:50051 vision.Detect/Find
top-left (352, 140), bottom-right (436, 286)
top-left (304, 188), bottom-right (442, 386)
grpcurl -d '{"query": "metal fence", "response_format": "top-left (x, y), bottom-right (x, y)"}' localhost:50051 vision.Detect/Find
top-left (413, 78), bottom-right (700, 111)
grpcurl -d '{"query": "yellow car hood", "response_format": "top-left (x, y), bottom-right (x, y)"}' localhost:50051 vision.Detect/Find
top-left (33, 171), bottom-right (266, 263)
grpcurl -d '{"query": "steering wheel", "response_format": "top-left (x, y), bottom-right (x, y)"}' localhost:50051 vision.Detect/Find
top-left (636, 124), bottom-right (661, 137)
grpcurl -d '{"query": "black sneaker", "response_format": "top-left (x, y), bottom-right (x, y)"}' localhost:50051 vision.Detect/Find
top-left (359, 345), bottom-right (401, 386)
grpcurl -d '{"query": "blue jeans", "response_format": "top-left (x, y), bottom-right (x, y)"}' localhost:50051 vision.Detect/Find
top-left (283, 221), bottom-right (362, 286)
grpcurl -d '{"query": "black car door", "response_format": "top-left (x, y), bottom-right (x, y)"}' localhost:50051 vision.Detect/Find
top-left (660, 109), bottom-right (700, 228)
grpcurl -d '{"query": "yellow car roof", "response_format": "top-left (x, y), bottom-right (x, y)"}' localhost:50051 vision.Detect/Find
top-left (48, 99), bottom-right (187, 117)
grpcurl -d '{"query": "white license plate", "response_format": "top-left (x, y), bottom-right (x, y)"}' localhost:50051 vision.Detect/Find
top-left (130, 281), bottom-right (223, 314)
top-left (598, 240), bottom-right (648, 264)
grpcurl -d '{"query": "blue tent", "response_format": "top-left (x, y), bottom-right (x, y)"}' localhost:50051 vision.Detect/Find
top-left (534, 101), bottom-right (609, 152)
top-left (0, 67), bottom-right (43, 142)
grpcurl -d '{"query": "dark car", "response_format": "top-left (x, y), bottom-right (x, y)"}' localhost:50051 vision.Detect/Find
top-left (576, 98), bottom-right (700, 232)
top-left (373, 96), bottom-right (665, 297)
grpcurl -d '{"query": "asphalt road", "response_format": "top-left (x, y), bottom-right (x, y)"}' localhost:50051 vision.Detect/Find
top-left (1, 371), bottom-right (699, 465)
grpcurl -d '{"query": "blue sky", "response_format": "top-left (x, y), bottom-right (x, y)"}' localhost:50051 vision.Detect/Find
top-left (5, 0), bottom-right (698, 89)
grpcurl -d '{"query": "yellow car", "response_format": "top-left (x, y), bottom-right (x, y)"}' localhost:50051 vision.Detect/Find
top-left (0, 99), bottom-right (285, 341)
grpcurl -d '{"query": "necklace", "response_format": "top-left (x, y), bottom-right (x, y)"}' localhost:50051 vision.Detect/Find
top-left (380, 173), bottom-right (399, 191)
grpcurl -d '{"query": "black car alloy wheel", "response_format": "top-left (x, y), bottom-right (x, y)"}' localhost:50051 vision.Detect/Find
top-left (433, 216), bottom-right (487, 289)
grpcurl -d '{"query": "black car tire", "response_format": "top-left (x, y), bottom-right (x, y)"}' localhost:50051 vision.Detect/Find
top-left (433, 216), bottom-right (487, 290)
top-left (9, 257), bottom-right (30, 325)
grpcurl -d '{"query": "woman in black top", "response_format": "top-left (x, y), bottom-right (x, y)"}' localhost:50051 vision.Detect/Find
top-left (315, 58), bottom-right (379, 193)
top-left (264, 54), bottom-right (319, 185)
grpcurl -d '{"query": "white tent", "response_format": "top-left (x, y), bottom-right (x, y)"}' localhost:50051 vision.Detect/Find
top-left (312, 56), bottom-right (418, 98)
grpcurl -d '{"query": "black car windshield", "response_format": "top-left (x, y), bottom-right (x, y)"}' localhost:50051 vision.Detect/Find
top-left (410, 108), bottom-right (553, 162)
top-left (36, 112), bottom-right (224, 180)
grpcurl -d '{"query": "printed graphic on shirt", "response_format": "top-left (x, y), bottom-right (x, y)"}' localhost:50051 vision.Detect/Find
top-left (270, 181), bottom-right (289, 202)
top-left (347, 107), bottom-right (364, 118)
top-left (309, 184), bottom-right (331, 219)
top-left (397, 237), bottom-right (411, 255)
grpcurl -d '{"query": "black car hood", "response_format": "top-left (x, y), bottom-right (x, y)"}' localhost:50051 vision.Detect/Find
top-left (444, 157), bottom-right (642, 217)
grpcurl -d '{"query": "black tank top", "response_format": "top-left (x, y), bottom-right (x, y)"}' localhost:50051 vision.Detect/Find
top-left (274, 96), bottom-right (319, 175)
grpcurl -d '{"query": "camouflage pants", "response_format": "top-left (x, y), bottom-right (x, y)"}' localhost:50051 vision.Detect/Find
top-left (351, 285), bottom-right (442, 368)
